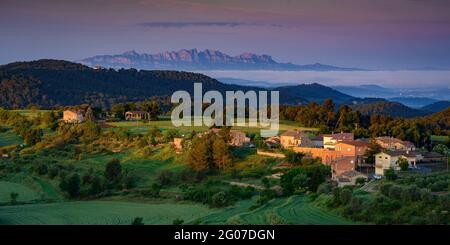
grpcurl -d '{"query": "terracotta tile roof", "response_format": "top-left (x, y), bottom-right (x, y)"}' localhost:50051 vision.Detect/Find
top-left (281, 130), bottom-right (308, 139)
top-left (381, 150), bottom-right (420, 157)
top-left (340, 170), bottom-right (365, 178)
top-left (331, 132), bottom-right (354, 140)
top-left (338, 140), bottom-right (369, 147)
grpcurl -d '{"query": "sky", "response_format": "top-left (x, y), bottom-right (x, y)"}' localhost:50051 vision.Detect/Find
top-left (1, 0), bottom-right (450, 70)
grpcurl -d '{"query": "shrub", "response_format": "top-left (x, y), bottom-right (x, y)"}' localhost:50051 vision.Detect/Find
top-left (89, 176), bottom-right (103, 195)
top-left (384, 169), bottom-right (397, 180)
top-left (142, 183), bottom-right (161, 198)
top-left (47, 166), bottom-right (59, 179)
top-left (281, 164), bottom-right (330, 195)
top-left (158, 170), bottom-right (174, 186)
top-left (355, 177), bottom-right (366, 185)
top-left (10, 192), bottom-right (19, 205)
top-left (172, 218), bottom-right (184, 225)
top-left (35, 164), bottom-right (48, 175)
top-left (132, 217), bottom-right (144, 225)
top-left (316, 182), bottom-right (333, 195)
top-left (104, 158), bottom-right (122, 185)
top-left (122, 172), bottom-right (138, 189)
top-left (210, 191), bottom-right (230, 208)
top-left (60, 173), bottom-right (81, 198)
top-left (397, 157), bottom-right (409, 171)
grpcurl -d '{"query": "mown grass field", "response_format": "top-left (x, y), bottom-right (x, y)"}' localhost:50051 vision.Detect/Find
top-left (0, 181), bottom-right (41, 204)
top-left (0, 195), bottom-right (354, 225)
top-left (0, 130), bottom-right (22, 147)
top-left (0, 201), bottom-right (214, 225)
top-left (199, 195), bottom-right (353, 225)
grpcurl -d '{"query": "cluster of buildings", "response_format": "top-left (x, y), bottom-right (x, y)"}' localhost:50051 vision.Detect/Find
top-left (62, 107), bottom-right (444, 185)
top-left (275, 130), bottom-right (440, 185)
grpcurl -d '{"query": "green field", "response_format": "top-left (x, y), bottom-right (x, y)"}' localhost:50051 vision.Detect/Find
top-left (200, 195), bottom-right (353, 225)
top-left (0, 130), bottom-right (22, 147)
top-left (0, 201), bottom-right (214, 225)
top-left (0, 181), bottom-right (41, 204)
top-left (0, 195), bottom-right (353, 225)
top-left (11, 110), bottom-right (51, 118)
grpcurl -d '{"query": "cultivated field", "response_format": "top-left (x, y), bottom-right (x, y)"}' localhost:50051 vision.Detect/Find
top-left (0, 181), bottom-right (41, 204)
top-left (200, 195), bottom-right (353, 225)
top-left (0, 195), bottom-right (354, 225)
top-left (0, 201), bottom-right (214, 225)
top-left (0, 131), bottom-right (22, 147)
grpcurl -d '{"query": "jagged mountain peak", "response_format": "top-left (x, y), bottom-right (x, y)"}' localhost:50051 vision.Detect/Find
top-left (80, 48), bottom-right (365, 71)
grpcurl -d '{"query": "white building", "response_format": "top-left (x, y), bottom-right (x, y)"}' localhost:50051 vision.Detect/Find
top-left (375, 150), bottom-right (423, 176)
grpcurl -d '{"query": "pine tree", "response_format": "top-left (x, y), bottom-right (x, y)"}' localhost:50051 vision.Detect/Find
top-left (187, 136), bottom-right (212, 171)
top-left (85, 106), bottom-right (95, 121)
top-left (212, 137), bottom-right (232, 170)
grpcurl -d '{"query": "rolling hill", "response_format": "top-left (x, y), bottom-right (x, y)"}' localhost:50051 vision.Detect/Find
top-left (1, 59), bottom-right (445, 119)
top-left (421, 100), bottom-right (450, 113)
top-left (349, 101), bottom-right (431, 118)
top-left (388, 97), bottom-right (438, 108)
top-left (0, 59), bottom-right (358, 108)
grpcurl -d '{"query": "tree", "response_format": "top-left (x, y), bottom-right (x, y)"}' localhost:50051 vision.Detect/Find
top-left (291, 173), bottom-right (310, 193)
top-left (433, 144), bottom-right (449, 156)
top-left (10, 192), bottom-right (19, 205)
top-left (187, 136), bottom-right (212, 171)
top-left (384, 169), bottom-right (397, 180)
top-left (162, 129), bottom-right (179, 143)
top-left (142, 101), bottom-right (161, 120)
top-left (253, 134), bottom-right (267, 149)
top-left (89, 176), bottom-right (103, 195)
top-left (397, 157), bottom-right (409, 171)
top-left (105, 158), bottom-right (122, 184)
top-left (285, 151), bottom-right (305, 166)
top-left (111, 103), bottom-right (126, 119)
top-left (281, 164), bottom-right (330, 195)
top-left (147, 183), bottom-right (161, 197)
top-left (172, 218), bottom-right (184, 225)
top-left (132, 217), bottom-right (144, 225)
top-left (60, 173), bottom-right (81, 198)
top-left (23, 128), bottom-right (43, 146)
top-left (158, 170), bottom-right (174, 186)
top-left (212, 137), bottom-right (232, 170)
top-left (364, 139), bottom-right (382, 164)
top-left (85, 106), bottom-right (95, 121)
top-left (211, 191), bottom-right (230, 208)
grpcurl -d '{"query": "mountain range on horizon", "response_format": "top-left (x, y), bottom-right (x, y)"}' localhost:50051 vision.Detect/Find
top-left (79, 49), bottom-right (365, 71)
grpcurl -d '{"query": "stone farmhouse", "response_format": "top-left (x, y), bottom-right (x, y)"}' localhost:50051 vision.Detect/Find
top-left (280, 130), bottom-right (314, 148)
top-left (63, 109), bottom-right (85, 123)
